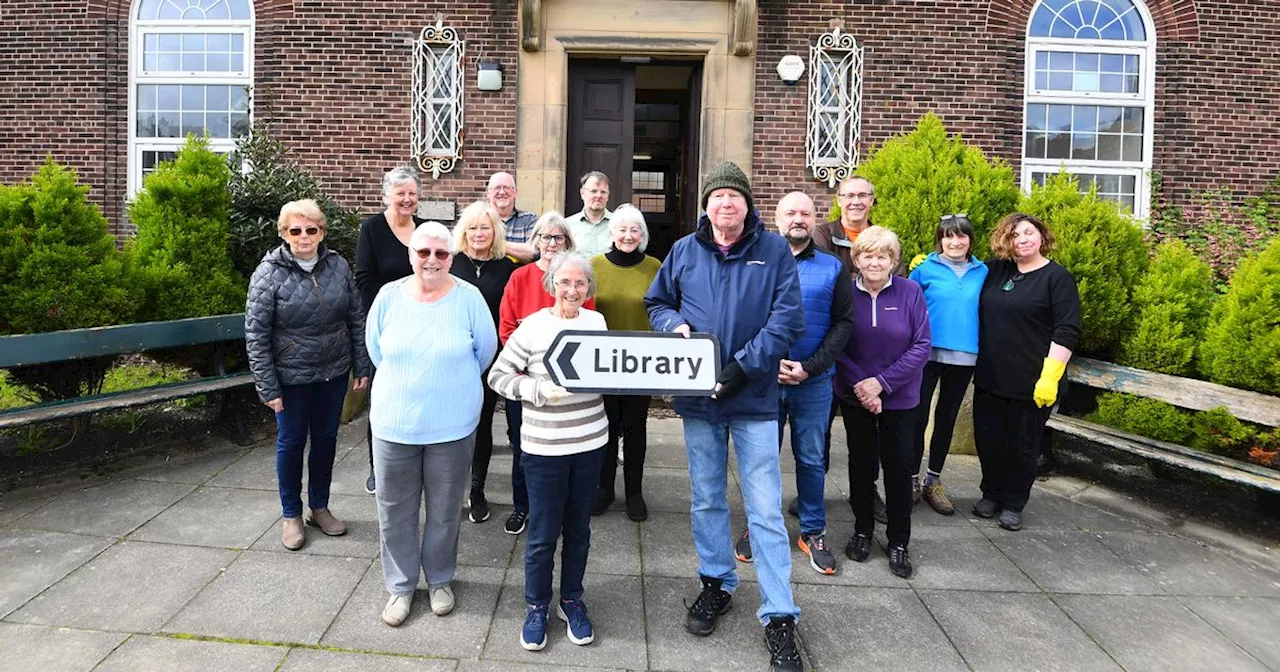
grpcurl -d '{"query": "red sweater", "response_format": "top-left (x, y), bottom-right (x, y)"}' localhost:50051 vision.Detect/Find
top-left (499, 263), bottom-right (595, 344)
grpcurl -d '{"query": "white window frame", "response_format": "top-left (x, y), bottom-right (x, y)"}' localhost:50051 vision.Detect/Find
top-left (411, 18), bottom-right (465, 180)
top-left (806, 26), bottom-right (864, 188)
top-left (1022, 0), bottom-right (1155, 218)
top-left (128, 0), bottom-right (254, 198)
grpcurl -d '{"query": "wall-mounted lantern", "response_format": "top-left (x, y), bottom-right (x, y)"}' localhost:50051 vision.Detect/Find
top-left (477, 63), bottom-right (502, 92)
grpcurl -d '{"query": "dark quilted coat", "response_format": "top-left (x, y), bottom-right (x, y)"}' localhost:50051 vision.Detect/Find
top-left (245, 244), bottom-right (372, 403)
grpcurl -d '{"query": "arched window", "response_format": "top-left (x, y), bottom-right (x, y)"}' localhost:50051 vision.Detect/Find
top-left (1023, 0), bottom-right (1154, 216)
top-left (128, 0), bottom-right (254, 196)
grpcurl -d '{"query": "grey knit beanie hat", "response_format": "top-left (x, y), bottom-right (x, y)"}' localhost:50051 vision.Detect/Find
top-left (700, 161), bottom-right (754, 214)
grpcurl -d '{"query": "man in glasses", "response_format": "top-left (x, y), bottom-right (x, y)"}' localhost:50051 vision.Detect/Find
top-left (485, 172), bottom-right (538, 262)
top-left (564, 171), bottom-right (613, 257)
top-left (813, 176), bottom-right (876, 274)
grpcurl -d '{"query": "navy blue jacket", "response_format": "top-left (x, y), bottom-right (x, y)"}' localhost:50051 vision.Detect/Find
top-left (789, 242), bottom-right (854, 377)
top-left (645, 211), bottom-right (804, 422)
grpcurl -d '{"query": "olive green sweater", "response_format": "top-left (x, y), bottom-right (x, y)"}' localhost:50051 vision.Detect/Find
top-left (590, 253), bottom-right (662, 332)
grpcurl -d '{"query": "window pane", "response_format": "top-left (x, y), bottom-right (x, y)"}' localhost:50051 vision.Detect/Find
top-left (182, 34), bottom-right (205, 51)
top-left (1036, 51), bottom-right (1048, 69)
top-left (136, 112), bottom-right (156, 137)
top-left (1096, 174), bottom-right (1121, 193)
top-left (1026, 132), bottom-right (1047, 159)
top-left (228, 0), bottom-right (253, 19)
top-left (1122, 107), bottom-right (1143, 132)
top-left (159, 34), bottom-right (180, 51)
top-left (1074, 72), bottom-right (1099, 91)
top-left (1121, 135), bottom-right (1142, 161)
top-left (158, 53), bottom-right (180, 71)
top-left (206, 112), bottom-right (230, 138)
top-left (229, 86), bottom-right (248, 111)
top-left (1124, 54), bottom-right (1140, 73)
top-left (1046, 132), bottom-right (1071, 159)
top-left (208, 34), bottom-right (230, 51)
top-left (138, 84), bottom-right (157, 109)
top-left (230, 54), bottom-right (244, 72)
top-left (1072, 134), bottom-right (1097, 160)
top-left (156, 111), bottom-right (180, 137)
top-left (181, 112), bottom-right (204, 136)
top-left (181, 85), bottom-right (204, 109)
top-left (156, 85), bottom-right (180, 110)
top-left (1101, 54), bottom-right (1125, 73)
top-left (1049, 72), bottom-right (1073, 90)
top-left (1026, 103), bottom-right (1047, 131)
top-left (1049, 52), bottom-right (1072, 70)
top-left (231, 113), bottom-right (250, 137)
top-left (182, 53), bottom-right (205, 71)
top-left (231, 34), bottom-right (244, 51)
top-left (1075, 52), bottom-right (1099, 71)
top-left (207, 53), bottom-right (230, 72)
top-left (1120, 175), bottom-right (1137, 192)
top-left (144, 33), bottom-right (158, 51)
top-left (1035, 72), bottom-right (1048, 90)
top-left (1096, 133), bottom-right (1122, 160)
top-left (1047, 105), bottom-right (1072, 131)
top-left (1099, 74), bottom-right (1124, 93)
top-left (206, 85), bottom-right (229, 111)
top-left (1072, 106), bottom-right (1098, 133)
top-left (144, 53), bottom-right (158, 71)
top-left (1124, 75), bottom-right (1140, 93)
top-left (1097, 106), bottom-right (1123, 133)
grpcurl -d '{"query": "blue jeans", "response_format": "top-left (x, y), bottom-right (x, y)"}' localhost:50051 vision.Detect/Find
top-left (505, 401), bottom-right (529, 513)
top-left (684, 418), bottom-right (799, 624)
top-left (779, 373), bottom-right (832, 536)
top-left (274, 376), bottom-right (348, 518)
top-left (522, 446), bottom-right (606, 606)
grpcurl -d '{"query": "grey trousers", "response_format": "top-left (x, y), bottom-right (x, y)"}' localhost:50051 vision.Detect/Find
top-left (373, 433), bottom-right (475, 595)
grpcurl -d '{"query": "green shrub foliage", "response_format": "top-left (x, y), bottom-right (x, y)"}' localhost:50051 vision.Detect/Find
top-left (1198, 236), bottom-right (1280, 394)
top-left (1116, 239), bottom-right (1217, 376)
top-left (828, 113), bottom-right (1021, 261)
top-left (1188, 407), bottom-right (1256, 459)
top-left (1019, 171), bottom-right (1148, 358)
top-left (1089, 393), bottom-right (1192, 445)
top-left (228, 128), bottom-right (360, 278)
top-left (127, 135), bottom-right (245, 321)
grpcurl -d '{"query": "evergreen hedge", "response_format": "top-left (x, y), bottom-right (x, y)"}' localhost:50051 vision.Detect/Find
top-left (1116, 239), bottom-right (1216, 376)
top-left (1199, 236), bottom-right (1280, 394)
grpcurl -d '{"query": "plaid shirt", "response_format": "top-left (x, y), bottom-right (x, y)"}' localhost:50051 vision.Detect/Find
top-left (503, 209), bottom-right (538, 244)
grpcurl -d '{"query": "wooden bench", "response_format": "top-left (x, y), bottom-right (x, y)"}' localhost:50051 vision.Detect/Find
top-left (0, 314), bottom-right (254, 441)
top-left (1048, 356), bottom-right (1280, 505)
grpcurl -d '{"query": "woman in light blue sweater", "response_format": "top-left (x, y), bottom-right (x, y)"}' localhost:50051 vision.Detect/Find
top-left (365, 222), bottom-right (498, 627)
top-left (907, 214), bottom-right (988, 515)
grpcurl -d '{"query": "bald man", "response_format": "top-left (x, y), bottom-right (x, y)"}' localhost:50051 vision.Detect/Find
top-left (485, 172), bottom-right (537, 262)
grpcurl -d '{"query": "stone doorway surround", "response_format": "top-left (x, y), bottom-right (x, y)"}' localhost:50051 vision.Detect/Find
top-left (516, 0), bottom-right (758, 216)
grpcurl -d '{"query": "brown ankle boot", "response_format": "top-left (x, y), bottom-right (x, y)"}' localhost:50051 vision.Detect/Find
top-left (306, 508), bottom-right (347, 536)
top-left (281, 517), bottom-right (305, 550)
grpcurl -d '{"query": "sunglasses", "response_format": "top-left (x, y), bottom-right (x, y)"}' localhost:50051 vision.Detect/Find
top-left (287, 226), bottom-right (321, 237)
top-left (940, 213), bottom-right (968, 222)
top-left (414, 247), bottom-right (451, 260)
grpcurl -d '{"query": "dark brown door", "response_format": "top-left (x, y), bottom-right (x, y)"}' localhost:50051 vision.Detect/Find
top-left (566, 62), bottom-right (635, 216)
top-left (681, 64), bottom-right (703, 238)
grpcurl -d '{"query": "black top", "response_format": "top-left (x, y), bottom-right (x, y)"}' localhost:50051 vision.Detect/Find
top-left (449, 252), bottom-right (518, 327)
top-left (795, 241), bottom-right (856, 376)
top-left (353, 212), bottom-right (424, 315)
top-left (604, 248), bottom-right (645, 267)
top-left (974, 258), bottom-right (1081, 401)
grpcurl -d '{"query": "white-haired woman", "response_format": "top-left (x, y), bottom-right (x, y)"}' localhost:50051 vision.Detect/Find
top-left (489, 253), bottom-right (608, 651)
top-left (354, 166), bottom-right (425, 495)
top-left (589, 204), bottom-right (661, 521)
top-left (449, 201), bottom-right (518, 524)
top-left (246, 199), bottom-right (371, 551)
top-left (366, 222), bottom-right (499, 627)
top-left (496, 213), bottom-right (595, 536)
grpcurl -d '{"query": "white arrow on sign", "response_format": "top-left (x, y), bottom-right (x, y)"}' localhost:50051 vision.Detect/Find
top-left (544, 330), bottom-right (721, 396)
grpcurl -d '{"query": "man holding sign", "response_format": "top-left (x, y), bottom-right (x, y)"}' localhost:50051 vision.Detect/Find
top-left (645, 162), bottom-right (805, 672)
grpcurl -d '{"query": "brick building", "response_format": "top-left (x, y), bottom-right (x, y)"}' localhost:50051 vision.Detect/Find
top-left (1, 0), bottom-right (1277, 254)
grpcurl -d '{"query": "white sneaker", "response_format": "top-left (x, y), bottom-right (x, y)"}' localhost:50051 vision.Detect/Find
top-left (382, 594), bottom-right (413, 627)
top-left (430, 585), bottom-right (455, 616)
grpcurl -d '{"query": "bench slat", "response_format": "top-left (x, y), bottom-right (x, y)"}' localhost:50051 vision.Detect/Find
top-left (0, 373), bottom-right (254, 429)
top-left (0, 314), bottom-right (246, 368)
top-left (1048, 415), bottom-right (1280, 493)
top-left (1068, 357), bottom-right (1280, 428)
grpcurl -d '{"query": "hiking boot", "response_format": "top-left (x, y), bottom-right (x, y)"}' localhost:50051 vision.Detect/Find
top-left (734, 528), bottom-right (753, 563)
top-left (592, 488), bottom-right (613, 516)
top-left (922, 481), bottom-right (956, 515)
top-left (521, 603), bottom-right (549, 651)
top-left (381, 593), bottom-right (412, 627)
top-left (912, 477), bottom-right (923, 506)
top-left (306, 508), bottom-right (346, 536)
top-left (685, 575), bottom-right (733, 636)
top-left (626, 495), bottom-right (649, 522)
top-left (798, 532), bottom-right (837, 575)
top-left (281, 516), bottom-right (305, 551)
top-left (505, 510), bottom-right (528, 535)
top-left (972, 498), bottom-right (1000, 519)
top-left (365, 469), bottom-right (376, 495)
top-left (787, 496), bottom-right (799, 518)
top-left (429, 585), bottom-right (455, 616)
top-left (764, 615), bottom-right (803, 672)
top-left (889, 544), bottom-right (913, 579)
top-left (469, 489), bottom-right (491, 523)
top-left (845, 532), bottom-right (872, 562)
top-left (873, 490), bottom-right (888, 524)
top-left (557, 598), bottom-right (595, 645)
top-left (998, 508), bottom-right (1023, 531)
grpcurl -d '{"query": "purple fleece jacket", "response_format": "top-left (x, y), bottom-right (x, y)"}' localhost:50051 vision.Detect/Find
top-left (834, 275), bottom-right (932, 411)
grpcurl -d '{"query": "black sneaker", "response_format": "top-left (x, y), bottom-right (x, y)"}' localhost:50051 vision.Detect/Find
top-left (684, 575), bottom-right (733, 636)
top-left (592, 488), bottom-right (613, 516)
top-left (764, 615), bottom-right (802, 672)
top-left (504, 510), bottom-right (528, 535)
top-left (971, 498), bottom-right (1000, 519)
top-left (889, 544), bottom-right (913, 578)
top-left (798, 532), bottom-right (836, 575)
top-left (734, 528), bottom-right (753, 563)
top-left (469, 490), bottom-right (490, 523)
top-left (626, 495), bottom-right (648, 522)
top-left (786, 496), bottom-right (799, 518)
top-left (365, 470), bottom-right (376, 495)
top-left (845, 532), bottom-right (872, 562)
top-left (998, 508), bottom-right (1023, 531)
top-left (873, 490), bottom-right (888, 524)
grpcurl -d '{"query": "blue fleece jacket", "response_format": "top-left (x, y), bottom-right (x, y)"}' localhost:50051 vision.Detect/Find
top-left (908, 252), bottom-right (987, 354)
top-left (645, 211), bottom-right (804, 422)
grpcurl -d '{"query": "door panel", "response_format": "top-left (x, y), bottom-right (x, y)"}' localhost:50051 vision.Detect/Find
top-left (566, 63), bottom-right (635, 216)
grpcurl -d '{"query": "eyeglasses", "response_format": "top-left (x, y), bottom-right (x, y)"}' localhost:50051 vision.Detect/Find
top-left (287, 226), bottom-right (321, 237)
top-left (837, 191), bottom-right (874, 201)
top-left (538, 234), bottom-right (567, 244)
top-left (940, 213), bottom-right (968, 222)
top-left (414, 248), bottom-right (451, 260)
top-left (488, 185), bottom-right (514, 194)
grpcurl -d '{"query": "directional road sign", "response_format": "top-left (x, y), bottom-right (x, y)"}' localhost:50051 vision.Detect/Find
top-left (544, 330), bottom-right (721, 395)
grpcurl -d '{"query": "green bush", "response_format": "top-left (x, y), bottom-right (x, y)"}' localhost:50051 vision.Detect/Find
top-left (1116, 239), bottom-right (1217, 376)
top-left (1198, 236), bottom-right (1280, 394)
top-left (228, 127), bottom-right (360, 278)
top-left (1089, 392), bottom-right (1192, 445)
top-left (828, 113), bottom-right (1021, 261)
top-left (1188, 407), bottom-right (1256, 459)
top-left (1019, 171), bottom-right (1148, 358)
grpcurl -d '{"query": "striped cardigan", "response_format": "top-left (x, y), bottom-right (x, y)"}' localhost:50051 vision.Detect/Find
top-left (487, 307), bottom-right (609, 457)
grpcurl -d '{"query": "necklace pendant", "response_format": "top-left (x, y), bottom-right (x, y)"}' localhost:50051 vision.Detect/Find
top-left (1002, 279), bottom-right (1015, 291)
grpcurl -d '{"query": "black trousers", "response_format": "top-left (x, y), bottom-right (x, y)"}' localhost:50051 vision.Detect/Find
top-left (840, 401), bottom-right (915, 548)
top-left (366, 365), bottom-right (377, 469)
top-left (470, 382), bottom-right (501, 493)
top-left (972, 387), bottom-right (1052, 512)
top-left (912, 362), bottom-right (975, 477)
top-left (599, 395), bottom-right (651, 499)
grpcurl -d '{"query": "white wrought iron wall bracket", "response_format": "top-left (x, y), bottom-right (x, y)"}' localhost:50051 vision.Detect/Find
top-left (411, 17), bottom-right (465, 179)
top-left (806, 26), bottom-right (864, 188)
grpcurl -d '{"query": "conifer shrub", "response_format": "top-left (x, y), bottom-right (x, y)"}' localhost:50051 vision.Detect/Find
top-left (1188, 407), bottom-right (1256, 459)
top-left (1116, 239), bottom-right (1217, 376)
top-left (1018, 171), bottom-right (1148, 358)
top-left (1089, 393), bottom-right (1192, 445)
top-left (1198, 236), bottom-right (1280, 394)
top-left (827, 113), bottom-right (1021, 261)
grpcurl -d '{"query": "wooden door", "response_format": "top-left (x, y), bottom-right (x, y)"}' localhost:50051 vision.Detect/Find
top-left (680, 64), bottom-right (703, 237)
top-left (566, 62), bottom-right (635, 216)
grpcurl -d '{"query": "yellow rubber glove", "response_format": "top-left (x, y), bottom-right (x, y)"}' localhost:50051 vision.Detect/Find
top-left (909, 253), bottom-right (928, 272)
top-left (1033, 357), bottom-right (1067, 408)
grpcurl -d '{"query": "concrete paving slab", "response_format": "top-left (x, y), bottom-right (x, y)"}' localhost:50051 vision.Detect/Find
top-left (792, 583), bottom-right (967, 672)
top-left (918, 590), bottom-right (1120, 671)
top-left (280, 647), bottom-right (455, 671)
top-left (162, 550), bottom-right (370, 644)
top-left (249, 493), bottom-right (380, 559)
top-left (8, 540), bottom-right (236, 632)
top-left (1097, 531), bottom-right (1280, 597)
top-left (643, 431), bottom-right (690, 469)
top-left (1055, 594), bottom-right (1269, 672)
top-left (580, 511), bottom-right (643, 577)
top-left (457, 660), bottom-right (626, 672)
top-left (330, 441), bottom-right (376, 498)
top-left (15, 479), bottom-right (195, 537)
top-left (122, 447), bottom-right (249, 486)
top-left (482, 572), bottom-right (647, 669)
top-left (0, 622), bottom-right (127, 672)
top-left (900, 526), bottom-right (1039, 592)
top-left (1026, 492), bottom-right (1155, 533)
top-left (130, 485), bottom-right (282, 549)
top-left (0, 493), bottom-right (54, 527)
top-left (94, 635), bottom-right (286, 671)
top-left (0, 528), bottom-right (113, 618)
top-left (1181, 596), bottom-right (1280, 670)
top-left (643, 576), bottom-right (785, 672)
top-left (458, 504), bottom-right (519, 568)
top-left (321, 564), bottom-right (505, 659)
top-left (989, 530), bottom-right (1164, 595)
top-left (637, 511), bottom-right (760, 584)
top-left (207, 447), bottom-right (280, 491)
top-left (1069, 486), bottom-right (1179, 530)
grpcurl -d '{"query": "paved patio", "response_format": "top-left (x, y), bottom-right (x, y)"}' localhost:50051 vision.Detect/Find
top-left (1, 414), bottom-right (1278, 671)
